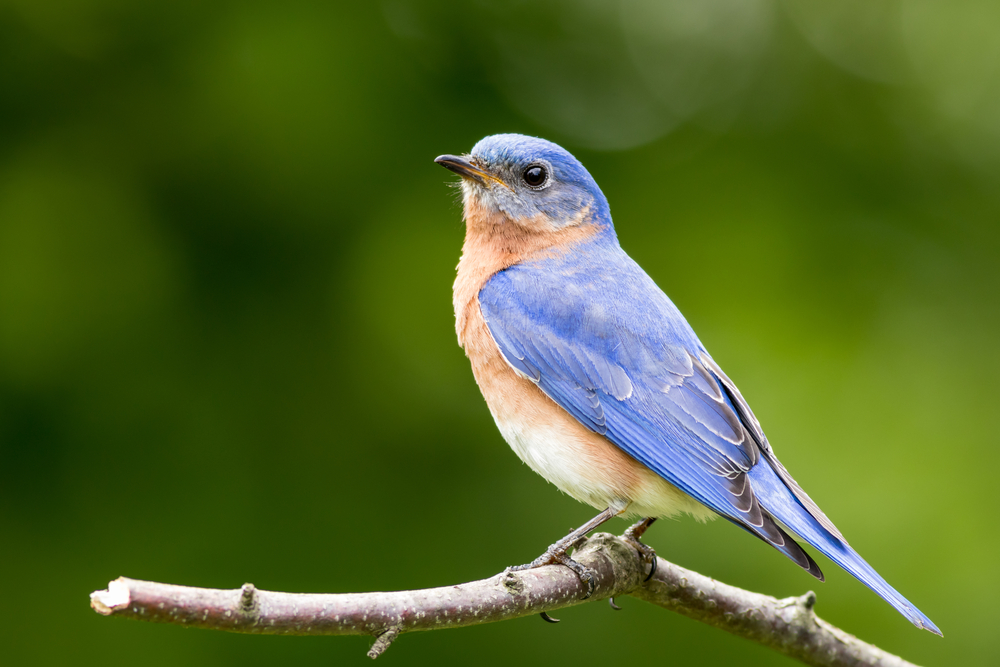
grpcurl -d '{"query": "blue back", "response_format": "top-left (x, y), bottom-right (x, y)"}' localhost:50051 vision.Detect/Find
top-left (478, 231), bottom-right (941, 634)
top-left (481, 234), bottom-right (760, 519)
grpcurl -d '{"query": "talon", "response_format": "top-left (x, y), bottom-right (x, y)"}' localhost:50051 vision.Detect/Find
top-left (644, 554), bottom-right (658, 582)
top-left (540, 611), bottom-right (560, 623)
top-left (608, 597), bottom-right (622, 611)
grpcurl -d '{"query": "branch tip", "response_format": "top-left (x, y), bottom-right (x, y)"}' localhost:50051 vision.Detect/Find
top-left (90, 578), bottom-right (131, 616)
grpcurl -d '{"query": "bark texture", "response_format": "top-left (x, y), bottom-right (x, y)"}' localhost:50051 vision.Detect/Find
top-left (90, 532), bottom-right (921, 666)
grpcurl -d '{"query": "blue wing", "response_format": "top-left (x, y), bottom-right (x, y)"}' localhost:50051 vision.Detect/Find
top-left (479, 239), bottom-right (940, 634)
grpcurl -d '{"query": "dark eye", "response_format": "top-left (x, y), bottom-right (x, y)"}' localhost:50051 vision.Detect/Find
top-left (523, 165), bottom-right (547, 187)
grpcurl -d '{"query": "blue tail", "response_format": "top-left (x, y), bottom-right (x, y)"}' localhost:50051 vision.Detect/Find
top-left (748, 461), bottom-right (941, 636)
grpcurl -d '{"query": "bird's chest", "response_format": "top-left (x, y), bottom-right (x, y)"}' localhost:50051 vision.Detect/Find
top-left (454, 259), bottom-right (652, 511)
top-left (453, 250), bottom-right (547, 450)
top-left (449, 207), bottom-right (678, 512)
top-left (458, 295), bottom-right (600, 502)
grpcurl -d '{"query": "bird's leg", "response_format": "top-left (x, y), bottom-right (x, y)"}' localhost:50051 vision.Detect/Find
top-left (508, 506), bottom-right (619, 600)
top-left (622, 517), bottom-right (658, 582)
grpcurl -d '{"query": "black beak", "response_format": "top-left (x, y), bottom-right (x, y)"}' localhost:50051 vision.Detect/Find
top-left (434, 154), bottom-right (505, 188)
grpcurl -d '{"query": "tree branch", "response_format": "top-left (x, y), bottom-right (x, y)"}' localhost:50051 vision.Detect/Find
top-left (90, 532), bottom-right (921, 666)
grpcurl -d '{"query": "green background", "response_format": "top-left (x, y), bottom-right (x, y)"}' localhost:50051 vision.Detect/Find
top-left (2, 1), bottom-right (998, 665)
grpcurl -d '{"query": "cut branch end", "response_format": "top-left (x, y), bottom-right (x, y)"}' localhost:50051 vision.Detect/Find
top-left (90, 578), bottom-right (131, 616)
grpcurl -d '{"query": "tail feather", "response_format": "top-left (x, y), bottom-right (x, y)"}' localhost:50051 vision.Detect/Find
top-left (747, 461), bottom-right (942, 636)
top-left (724, 511), bottom-right (825, 581)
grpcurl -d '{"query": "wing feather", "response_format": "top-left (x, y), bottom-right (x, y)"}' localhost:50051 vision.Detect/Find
top-left (477, 253), bottom-right (836, 578)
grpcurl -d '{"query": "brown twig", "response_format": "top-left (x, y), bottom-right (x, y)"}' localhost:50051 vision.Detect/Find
top-left (90, 532), bottom-right (922, 666)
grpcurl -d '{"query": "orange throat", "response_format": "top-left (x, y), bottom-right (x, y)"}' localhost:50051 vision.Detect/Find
top-left (452, 193), bottom-right (598, 349)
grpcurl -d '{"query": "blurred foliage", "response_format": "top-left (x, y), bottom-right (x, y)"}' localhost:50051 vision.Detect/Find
top-left (1, 1), bottom-right (998, 665)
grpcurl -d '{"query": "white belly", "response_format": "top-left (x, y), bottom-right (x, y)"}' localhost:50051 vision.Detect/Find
top-left (490, 388), bottom-right (715, 523)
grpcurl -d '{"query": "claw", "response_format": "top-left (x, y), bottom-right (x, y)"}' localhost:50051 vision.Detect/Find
top-left (644, 553), bottom-right (658, 582)
top-left (540, 611), bottom-right (560, 623)
top-left (608, 597), bottom-right (622, 611)
top-left (551, 550), bottom-right (597, 599)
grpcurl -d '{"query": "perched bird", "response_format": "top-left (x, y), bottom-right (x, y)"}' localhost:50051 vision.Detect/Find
top-left (435, 134), bottom-right (939, 635)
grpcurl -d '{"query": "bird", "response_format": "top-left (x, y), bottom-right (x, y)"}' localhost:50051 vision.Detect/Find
top-left (434, 133), bottom-right (940, 635)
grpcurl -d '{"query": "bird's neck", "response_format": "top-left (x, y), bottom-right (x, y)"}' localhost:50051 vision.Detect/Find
top-left (452, 197), bottom-right (606, 349)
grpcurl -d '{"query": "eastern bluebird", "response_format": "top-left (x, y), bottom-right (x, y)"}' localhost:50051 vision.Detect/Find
top-left (435, 134), bottom-right (939, 635)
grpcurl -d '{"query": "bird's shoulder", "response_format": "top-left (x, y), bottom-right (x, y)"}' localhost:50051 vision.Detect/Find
top-left (480, 239), bottom-right (704, 358)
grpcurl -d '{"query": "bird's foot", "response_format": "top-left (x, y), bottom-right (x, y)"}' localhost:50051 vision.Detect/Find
top-left (507, 535), bottom-right (597, 600)
top-left (622, 517), bottom-right (658, 582)
top-left (506, 506), bottom-right (621, 605)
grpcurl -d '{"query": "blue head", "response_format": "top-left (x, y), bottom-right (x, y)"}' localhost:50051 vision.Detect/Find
top-left (435, 134), bottom-right (612, 233)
